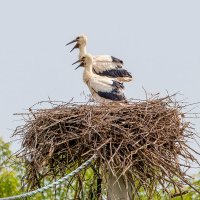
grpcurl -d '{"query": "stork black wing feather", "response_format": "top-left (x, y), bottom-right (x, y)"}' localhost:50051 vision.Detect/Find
top-left (112, 81), bottom-right (124, 89)
top-left (111, 56), bottom-right (123, 65)
top-left (97, 89), bottom-right (126, 101)
top-left (97, 68), bottom-right (132, 79)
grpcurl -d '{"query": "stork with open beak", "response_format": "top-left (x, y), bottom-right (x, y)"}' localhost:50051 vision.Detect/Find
top-left (66, 35), bottom-right (132, 82)
top-left (73, 54), bottom-right (126, 103)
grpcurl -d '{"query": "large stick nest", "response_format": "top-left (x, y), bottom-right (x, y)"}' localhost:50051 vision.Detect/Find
top-left (15, 94), bottom-right (199, 197)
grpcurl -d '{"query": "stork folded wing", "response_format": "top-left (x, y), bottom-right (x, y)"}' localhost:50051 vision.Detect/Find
top-left (96, 68), bottom-right (132, 79)
top-left (89, 77), bottom-right (126, 101)
top-left (97, 90), bottom-right (126, 101)
top-left (91, 55), bottom-right (132, 82)
top-left (93, 55), bottom-right (123, 71)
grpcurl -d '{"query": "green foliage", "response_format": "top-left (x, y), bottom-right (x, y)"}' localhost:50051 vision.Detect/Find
top-left (0, 169), bottom-right (20, 197)
top-left (0, 137), bottom-right (21, 197)
top-left (0, 137), bottom-right (11, 165)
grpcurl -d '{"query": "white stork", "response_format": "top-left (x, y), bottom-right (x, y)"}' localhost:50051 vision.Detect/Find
top-left (66, 35), bottom-right (132, 82)
top-left (73, 54), bottom-right (126, 103)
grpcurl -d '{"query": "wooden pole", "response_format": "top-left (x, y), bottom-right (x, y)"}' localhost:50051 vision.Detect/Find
top-left (107, 170), bottom-right (133, 200)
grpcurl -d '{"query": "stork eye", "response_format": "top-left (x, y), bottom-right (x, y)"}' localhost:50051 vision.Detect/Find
top-left (76, 37), bottom-right (80, 40)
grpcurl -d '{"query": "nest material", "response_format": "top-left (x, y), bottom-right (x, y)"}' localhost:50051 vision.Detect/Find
top-left (15, 95), bottom-right (199, 196)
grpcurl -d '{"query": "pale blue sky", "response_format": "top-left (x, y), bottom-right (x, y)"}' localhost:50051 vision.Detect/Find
top-left (0, 0), bottom-right (200, 168)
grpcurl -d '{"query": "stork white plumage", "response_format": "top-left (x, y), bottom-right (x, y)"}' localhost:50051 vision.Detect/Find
top-left (66, 35), bottom-right (132, 82)
top-left (73, 54), bottom-right (126, 103)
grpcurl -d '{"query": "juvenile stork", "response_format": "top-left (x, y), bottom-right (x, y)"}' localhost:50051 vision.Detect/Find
top-left (73, 54), bottom-right (126, 103)
top-left (66, 35), bottom-right (132, 82)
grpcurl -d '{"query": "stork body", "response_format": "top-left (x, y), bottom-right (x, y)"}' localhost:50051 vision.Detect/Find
top-left (66, 35), bottom-right (132, 82)
top-left (75, 54), bottom-right (126, 103)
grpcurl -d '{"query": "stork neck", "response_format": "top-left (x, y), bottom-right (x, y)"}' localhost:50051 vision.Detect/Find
top-left (85, 64), bottom-right (93, 74)
top-left (79, 46), bottom-right (87, 59)
top-left (83, 63), bottom-right (93, 83)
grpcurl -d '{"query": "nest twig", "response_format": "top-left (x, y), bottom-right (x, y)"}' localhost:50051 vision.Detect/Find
top-left (14, 94), bottom-right (200, 198)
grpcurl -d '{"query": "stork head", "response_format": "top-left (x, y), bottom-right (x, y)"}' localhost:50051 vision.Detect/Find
top-left (72, 54), bottom-right (93, 69)
top-left (66, 34), bottom-right (88, 52)
top-left (82, 54), bottom-right (93, 66)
